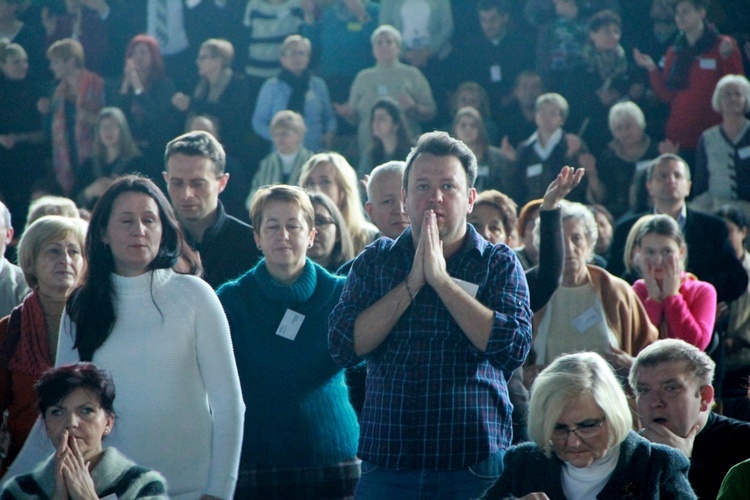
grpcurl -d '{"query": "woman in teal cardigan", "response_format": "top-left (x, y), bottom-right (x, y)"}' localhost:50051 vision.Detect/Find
top-left (217, 185), bottom-right (359, 499)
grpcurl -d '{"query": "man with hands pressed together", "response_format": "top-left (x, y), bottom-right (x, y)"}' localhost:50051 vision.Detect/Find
top-left (329, 131), bottom-right (532, 498)
top-left (630, 339), bottom-right (750, 500)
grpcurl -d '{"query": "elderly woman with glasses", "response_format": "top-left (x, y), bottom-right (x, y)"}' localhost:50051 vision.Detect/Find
top-left (482, 351), bottom-right (696, 499)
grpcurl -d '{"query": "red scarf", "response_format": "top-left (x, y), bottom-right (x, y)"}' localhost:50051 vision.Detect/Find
top-left (2, 291), bottom-right (53, 378)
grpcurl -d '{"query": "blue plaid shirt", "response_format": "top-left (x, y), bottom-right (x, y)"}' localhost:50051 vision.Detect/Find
top-left (329, 225), bottom-right (532, 470)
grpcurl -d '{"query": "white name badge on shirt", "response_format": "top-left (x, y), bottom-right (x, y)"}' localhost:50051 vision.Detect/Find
top-left (739, 145), bottom-right (750, 160)
top-left (635, 160), bottom-right (651, 172)
top-left (526, 163), bottom-right (543, 178)
top-left (490, 64), bottom-right (502, 82)
top-left (699, 58), bottom-right (717, 70)
top-left (452, 278), bottom-right (479, 298)
top-left (572, 306), bottom-right (603, 333)
top-left (275, 309), bottom-right (305, 341)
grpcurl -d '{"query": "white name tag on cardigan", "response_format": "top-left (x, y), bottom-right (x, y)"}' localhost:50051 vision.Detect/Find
top-left (452, 278), bottom-right (479, 298)
top-left (699, 58), bottom-right (717, 70)
top-left (739, 146), bottom-right (750, 160)
top-left (490, 64), bottom-right (502, 82)
top-left (527, 163), bottom-right (543, 178)
top-left (276, 309), bottom-right (305, 341)
top-left (572, 306), bottom-right (603, 333)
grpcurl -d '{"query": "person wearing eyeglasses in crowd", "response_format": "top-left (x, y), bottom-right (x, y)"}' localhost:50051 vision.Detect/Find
top-left (482, 351), bottom-right (696, 499)
top-left (307, 192), bottom-right (355, 273)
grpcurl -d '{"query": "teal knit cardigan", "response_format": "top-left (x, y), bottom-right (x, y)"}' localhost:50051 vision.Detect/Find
top-left (217, 259), bottom-right (359, 468)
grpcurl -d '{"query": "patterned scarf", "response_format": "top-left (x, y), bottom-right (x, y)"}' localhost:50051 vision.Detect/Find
top-left (51, 69), bottom-right (104, 195)
top-left (0, 291), bottom-right (53, 379)
top-left (667, 23), bottom-right (720, 90)
top-left (582, 43), bottom-right (628, 82)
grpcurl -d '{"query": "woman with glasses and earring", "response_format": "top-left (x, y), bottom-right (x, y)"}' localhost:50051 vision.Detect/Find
top-left (482, 351), bottom-right (696, 499)
top-left (217, 185), bottom-right (359, 498)
top-left (307, 192), bottom-right (355, 273)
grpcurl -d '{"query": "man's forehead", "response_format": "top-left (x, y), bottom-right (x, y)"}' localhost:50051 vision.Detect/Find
top-left (654, 160), bottom-right (686, 176)
top-left (167, 154), bottom-right (216, 177)
top-left (410, 153), bottom-right (465, 179)
top-left (637, 361), bottom-right (693, 384)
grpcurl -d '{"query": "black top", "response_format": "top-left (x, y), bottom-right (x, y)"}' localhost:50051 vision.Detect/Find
top-left (691, 412), bottom-right (750, 500)
top-left (185, 202), bottom-right (262, 289)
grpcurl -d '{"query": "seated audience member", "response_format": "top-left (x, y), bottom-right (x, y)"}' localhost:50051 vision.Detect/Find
top-left (364, 161), bottom-right (409, 240)
top-left (1, 363), bottom-right (168, 498)
top-left (527, 200), bottom-right (657, 383)
top-left (171, 38), bottom-right (251, 161)
top-left (633, 0), bottom-right (743, 164)
top-left (483, 351), bottom-right (695, 499)
top-left (75, 107), bottom-right (143, 209)
top-left (41, 0), bottom-right (109, 73)
top-left (111, 34), bottom-right (178, 167)
top-left (515, 93), bottom-right (587, 205)
top-left (514, 198), bottom-right (543, 270)
top-left (241, 0), bottom-right (304, 85)
top-left (462, 0), bottom-right (535, 119)
top-left (300, 0), bottom-right (379, 104)
top-left (359, 97), bottom-right (413, 177)
top-left (249, 110), bottom-right (313, 200)
top-left (163, 131), bottom-right (261, 289)
top-left (692, 74), bottom-right (750, 216)
top-left (252, 35), bottom-right (336, 153)
top-left (535, 0), bottom-right (588, 90)
top-left (718, 456), bottom-right (750, 499)
top-left (452, 107), bottom-right (515, 193)
top-left (308, 192), bottom-right (355, 273)
top-left (592, 101), bottom-right (668, 219)
top-left (630, 339), bottom-right (750, 500)
top-left (446, 82), bottom-right (501, 144)
top-left (0, 0), bottom-right (46, 82)
top-left (498, 70), bottom-right (544, 148)
top-left (631, 215), bottom-right (716, 350)
top-left (715, 206), bottom-right (750, 391)
top-left (299, 153), bottom-right (378, 255)
top-left (42, 38), bottom-right (104, 196)
top-left (590, 203), bottom-right (613, 263)
top-left (0, 39), bottom-right (46, 230)
top-left (0, 202), bottom-right (30, 317)
top-left (24, 196), bottom-right (79, 230)
top-left (217, 185), bottom-right (359, 498)
top-left (469, 190), bottom-right (518, 249)
top-left (562, 10), bottom-right (641, 157)
top-left (0, 215), bottom-right (86, 472)
top-left (335, 24), bottom-right (436, 163)
top-left (607, 154), bottom-right (748, 303)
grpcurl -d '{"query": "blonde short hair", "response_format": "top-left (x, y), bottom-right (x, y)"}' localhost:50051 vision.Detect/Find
top-left (18, 216), bottom-right (87, 288)
top-left (249, 185), bottom-right (314, 233)
top-left (529, 352), bottom-right (632, 458)
top-left (535, 93), bottom-right (569, 121)
top-left (26, 196), bottom-right (80, 231)
top-left (47, 38), bottom-right (84, 68)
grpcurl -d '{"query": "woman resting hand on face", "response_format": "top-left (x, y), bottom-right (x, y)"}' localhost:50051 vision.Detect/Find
top-left (1, 362), bottom-right (167, 499)
top-left (631, 214), bottom-right (716, 350)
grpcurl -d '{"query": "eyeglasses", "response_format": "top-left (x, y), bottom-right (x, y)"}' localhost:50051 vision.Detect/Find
top-left (314, 216), bottom-right (336, 228)
top-left (551, 418), bottom-right (606, 442)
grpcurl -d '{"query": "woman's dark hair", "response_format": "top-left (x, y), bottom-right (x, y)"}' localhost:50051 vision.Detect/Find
top-left (36, 363), bottom-right (116, 419)
top-left (67, 175), bottom-right (196, 361)
top-left (715, 205), bottom-right (749, 231)
top-left (587, 10), bottom-right (621, 33)
top-left (368, 97), bottom-right (413, 167)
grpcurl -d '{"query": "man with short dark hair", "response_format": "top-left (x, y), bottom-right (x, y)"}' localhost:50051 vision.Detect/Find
top-left (330, 131), bottom-right (532, 497)
top-left (0, 201), bottom-right (30, 316)
top-left (163, 131), bottom-right (260, 289)
top-left (607, 153), bottom-right (747, 303)
top-left (630, 338), bottom-right (750, 499)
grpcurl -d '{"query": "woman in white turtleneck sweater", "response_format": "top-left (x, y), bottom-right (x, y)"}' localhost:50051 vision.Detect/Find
top-left (4, 176), bottom-right (244, 500)
top-left (482, 352), bottom-right (696, 500)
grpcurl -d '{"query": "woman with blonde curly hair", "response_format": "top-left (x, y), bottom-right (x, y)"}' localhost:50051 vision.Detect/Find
top-left (299, 152), bottom-right (378, 254)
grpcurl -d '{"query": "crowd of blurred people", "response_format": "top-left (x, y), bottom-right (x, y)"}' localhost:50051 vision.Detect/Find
top-left (1, 0), bottom-right (750, 498)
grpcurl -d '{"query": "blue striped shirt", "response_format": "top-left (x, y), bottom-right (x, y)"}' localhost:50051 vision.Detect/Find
top-left (329, 225), bottom-right (532, 470)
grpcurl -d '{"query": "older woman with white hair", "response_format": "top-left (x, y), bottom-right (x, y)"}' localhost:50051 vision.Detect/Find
top-left (592, 102), bottom-right (664, 218)
top-left (526, 201), bottom-right (656, 383)
top-left (335, 24), bottom-right (436, 162)
top-left (482, 351), bottom-right (696, 499)
top-left (692, 74), bottom-right (750, 217)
